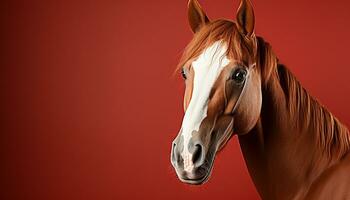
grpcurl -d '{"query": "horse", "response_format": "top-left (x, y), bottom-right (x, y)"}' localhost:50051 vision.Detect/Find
top-left (170, 0), bottom-right (350, 199)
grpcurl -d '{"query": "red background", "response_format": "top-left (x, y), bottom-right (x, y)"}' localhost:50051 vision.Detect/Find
top-left (3, 0), bottom-right (350, 199)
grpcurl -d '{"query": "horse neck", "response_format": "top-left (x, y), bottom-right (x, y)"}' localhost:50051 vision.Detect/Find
top-left (238, 64), bottom-right (350, 199)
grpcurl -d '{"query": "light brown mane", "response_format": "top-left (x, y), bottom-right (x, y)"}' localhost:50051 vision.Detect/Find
top-left (257, 36), bottom-right (350, 160)
top-left (275, 64), bottom-right (350, 160)
top-left (177, 19), bottom-right (256, 71)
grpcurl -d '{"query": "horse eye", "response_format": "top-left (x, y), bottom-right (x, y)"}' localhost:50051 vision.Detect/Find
top-left (181, 68), bottom-right (187, 80)
top-left (231, 68), bottom-right (247, 83)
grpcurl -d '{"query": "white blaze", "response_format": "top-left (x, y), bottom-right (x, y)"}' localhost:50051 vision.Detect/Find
top-left (180, 41), bottom-right (230, 172)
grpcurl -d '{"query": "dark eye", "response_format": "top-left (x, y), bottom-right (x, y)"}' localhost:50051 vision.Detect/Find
top-left (181, 68), bottom-right (187, 80)
top-left (231, 68), bottom-right (247, 83)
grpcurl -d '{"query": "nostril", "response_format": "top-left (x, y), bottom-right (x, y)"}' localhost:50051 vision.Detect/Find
top-left (172, 142), bottom-right (175, 152)
top-left (192, 144), bottom-right (203, 165)
top-left (171, 142), bottom-right (179, 164)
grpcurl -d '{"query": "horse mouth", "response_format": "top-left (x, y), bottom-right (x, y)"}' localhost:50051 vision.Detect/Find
top-left (176, 155), bottom-right (216, 185)
top-left (178, 170), bottom-right (210, 185)
top-left (179, 176), bottom-right (208, 185)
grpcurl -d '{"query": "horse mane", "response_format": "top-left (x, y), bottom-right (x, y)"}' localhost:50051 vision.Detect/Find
top-left (177, 19), bottom-right (255, 71)
top-left (178, 19), bottom-right (350, 160)
top-left (257, 36), bottom-right (350, 160)
top-left (276, 64), bottom-right (350, 159)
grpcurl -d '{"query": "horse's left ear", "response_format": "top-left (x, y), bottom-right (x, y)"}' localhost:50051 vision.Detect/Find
top-left (188, 0), bottom-right (210, 33)
top-left (236, 0), bottom-right (255, 37)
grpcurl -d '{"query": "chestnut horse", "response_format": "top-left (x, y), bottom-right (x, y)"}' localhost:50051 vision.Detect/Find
top-left (170, 0), bottom-right (350, 199)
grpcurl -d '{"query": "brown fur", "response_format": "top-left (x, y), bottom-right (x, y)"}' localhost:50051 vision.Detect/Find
top-left (177, 19), bottom-right (350, 163)
top-left (177, 20), bottom-right (256, 72)
top-left (172, 1), bottom-right (350, 199)
top-left (276, 64), bottom-right (350, 161)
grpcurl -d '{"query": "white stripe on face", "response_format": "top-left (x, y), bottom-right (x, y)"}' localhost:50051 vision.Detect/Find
top-left (180, 41), bottom-right (230, 172)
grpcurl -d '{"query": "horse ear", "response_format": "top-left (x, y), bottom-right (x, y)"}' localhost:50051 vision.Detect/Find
top-left (188, 0), bottom-right (210, 33)
top-left (236, 0), bottom-right (255, 37)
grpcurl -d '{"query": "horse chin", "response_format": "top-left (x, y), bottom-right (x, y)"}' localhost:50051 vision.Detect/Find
top-left (179, 174), bottom-right (209, 185)
top-left (178, 167), bottom-right (212, 185)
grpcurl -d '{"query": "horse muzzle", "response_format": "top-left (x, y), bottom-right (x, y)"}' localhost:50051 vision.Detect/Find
top-left (170, 133), bottom-right (217, 185)
top-left (170, 116), bottom-right (234, 185)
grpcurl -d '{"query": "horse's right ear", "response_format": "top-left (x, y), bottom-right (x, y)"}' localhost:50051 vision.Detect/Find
top-left (188, 0), bottom-right (210, 33)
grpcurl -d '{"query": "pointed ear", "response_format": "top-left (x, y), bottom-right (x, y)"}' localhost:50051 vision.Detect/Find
top-left (236, 0), bottom-right (255, 37)
top-left (188, 0), bottom-right (210, 33)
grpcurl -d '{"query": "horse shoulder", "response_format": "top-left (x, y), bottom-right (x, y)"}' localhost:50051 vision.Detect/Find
top-left (303, 153), bottom-right (350, 200)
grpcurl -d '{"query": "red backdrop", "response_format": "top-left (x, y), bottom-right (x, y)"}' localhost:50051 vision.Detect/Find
top-left (3, 0), bottom-right (350, 199)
